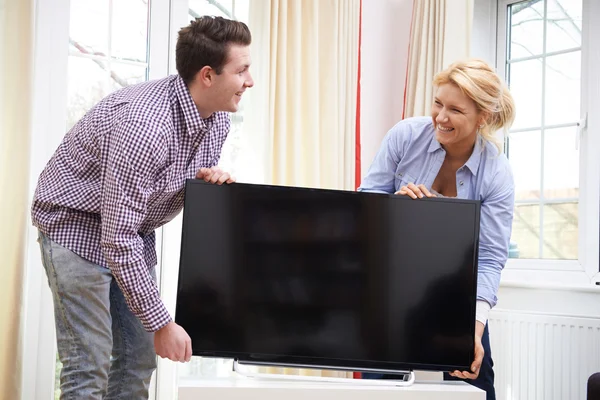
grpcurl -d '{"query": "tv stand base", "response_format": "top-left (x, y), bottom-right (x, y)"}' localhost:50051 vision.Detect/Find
top-left (232, 360), bottom-right (415, 387)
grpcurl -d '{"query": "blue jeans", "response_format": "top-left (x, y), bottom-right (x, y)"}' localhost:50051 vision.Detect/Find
top-left (362, 324), bottom-right (495, 400)
top-left (38, 231), bottom-right (157, 400)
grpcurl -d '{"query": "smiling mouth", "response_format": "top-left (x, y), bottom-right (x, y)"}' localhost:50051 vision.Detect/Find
top-left (235, 91), bottom-right (243, 97)
top-left (437, 125), bottom-right (454, 132)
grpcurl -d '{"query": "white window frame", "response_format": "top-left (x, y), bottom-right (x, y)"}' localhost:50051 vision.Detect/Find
top-left (23, 0), bottom-right (172, 398)
top-left (495, 0), bottom-right (600, 287)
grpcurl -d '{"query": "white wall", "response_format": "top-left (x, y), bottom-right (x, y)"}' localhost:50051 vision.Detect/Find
top-left (471, 0), bottom-right (497, 65)
top-left (359, 0), bottom-right (413, 178)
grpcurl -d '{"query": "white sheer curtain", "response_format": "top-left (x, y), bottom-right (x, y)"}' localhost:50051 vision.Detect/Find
top-left (403, 0), bottom-right (474, 117)
top-left (246, 0), bottom-right (360, 191)
top-left (0, 0), bottom-right (34, 398)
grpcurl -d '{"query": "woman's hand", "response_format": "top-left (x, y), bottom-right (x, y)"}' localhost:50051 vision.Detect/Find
top-left (449, 321), bottom-right (485, 380)
top-left (395, 183), bottom-right (436, 199)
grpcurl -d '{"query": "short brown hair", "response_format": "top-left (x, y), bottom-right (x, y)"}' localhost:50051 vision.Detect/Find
top-left (176, 16), bottom-right (252, 84)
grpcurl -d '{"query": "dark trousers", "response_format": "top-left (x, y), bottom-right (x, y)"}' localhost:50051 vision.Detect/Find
top-left (362, 324), bottom-right (495, 400)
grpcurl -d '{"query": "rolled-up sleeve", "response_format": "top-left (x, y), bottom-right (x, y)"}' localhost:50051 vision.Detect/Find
top-left (477, 164), bottom-right (515, 308)
top-left (101, 120), bottom-right (171, 332)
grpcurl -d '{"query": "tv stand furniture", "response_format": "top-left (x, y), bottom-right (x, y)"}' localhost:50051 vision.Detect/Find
top-left (178, 378), bottom-right (485, 400)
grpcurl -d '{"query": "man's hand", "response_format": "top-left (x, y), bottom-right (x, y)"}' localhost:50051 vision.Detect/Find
top-left (395, 183), bottom-right (436, 199)
top-left (154, 321), bottom-right (192, 362)
top-left (195, 166), bottom-right (235, 185)
top-left (449, 321), bottom-right (485, 380)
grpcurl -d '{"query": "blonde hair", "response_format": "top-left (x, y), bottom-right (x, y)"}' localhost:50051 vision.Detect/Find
top-left (432, 58), bottom-right (516, 153)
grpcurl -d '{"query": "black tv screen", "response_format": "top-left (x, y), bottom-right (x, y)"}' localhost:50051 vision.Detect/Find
top-left (175, 180), bottom-right (480, 373)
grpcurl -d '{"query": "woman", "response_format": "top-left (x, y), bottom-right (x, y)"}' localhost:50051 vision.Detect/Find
top-left (358, 59), bottom-right (515, 400)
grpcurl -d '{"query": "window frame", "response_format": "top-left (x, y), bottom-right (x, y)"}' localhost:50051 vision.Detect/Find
top-left (495, 0), bottom-right (600, 286)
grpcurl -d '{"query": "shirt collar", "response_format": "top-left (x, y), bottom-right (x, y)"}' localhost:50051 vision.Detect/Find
top-left (464, 136), bottom-right (483, 176)
top-left (174, 75), bottom-right (215, 136)
top-left (427, 132), bottom-right (483, 176)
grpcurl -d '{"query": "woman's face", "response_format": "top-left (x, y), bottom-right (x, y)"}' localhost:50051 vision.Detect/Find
top-left (431, 83), bottom-right (485, 151)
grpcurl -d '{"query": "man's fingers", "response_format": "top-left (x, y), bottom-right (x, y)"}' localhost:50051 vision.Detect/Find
top-left (201, 171), bottom-right (214, 182)
top-left (206, 166), bottom-right (224, 183)
top-left (197, 166), bottom-right (224, 182)
top-left (216, 173), bottom-right (230, 185)
top-left (195, 167), bottom-right (210, 179)
top-left (196, 167), bottom-right (235, 185)
top-left (185, 338), bottom-right (193, 362)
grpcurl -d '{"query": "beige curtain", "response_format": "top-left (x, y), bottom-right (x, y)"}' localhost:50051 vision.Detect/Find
top-left (245, 0), bottom-right (360, 378)
top-left (403, 0), bottom-right (474, 117)
top-left (246, 0), bottom-right (359, 191)
top-left (0, 0), bottom-right (34, 399)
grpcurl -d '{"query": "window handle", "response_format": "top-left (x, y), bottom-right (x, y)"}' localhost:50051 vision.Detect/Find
top-left (576, 112), bottom-right (588, 150)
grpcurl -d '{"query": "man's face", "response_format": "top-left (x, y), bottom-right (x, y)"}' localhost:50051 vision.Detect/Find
top-left (211, 44), bottom-right (254, 113)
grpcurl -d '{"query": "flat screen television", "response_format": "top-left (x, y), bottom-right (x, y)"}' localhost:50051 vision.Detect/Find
top-left (175, 180), bottom-right (481, 373)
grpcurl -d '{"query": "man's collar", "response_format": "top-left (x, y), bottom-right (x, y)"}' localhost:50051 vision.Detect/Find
top-left (174, 75), bottom-right (215, 136)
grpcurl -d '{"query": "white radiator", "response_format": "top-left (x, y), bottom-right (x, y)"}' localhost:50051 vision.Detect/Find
top-left (488, 310), bottom-right (600, 400)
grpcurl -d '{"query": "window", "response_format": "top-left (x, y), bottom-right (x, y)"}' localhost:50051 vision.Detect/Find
top-left (496, 0), bottom-right (599, 282)
top-left (500, 0), bottom-right (582, 260)
top-left (67, 0), bottom-right (150, 130)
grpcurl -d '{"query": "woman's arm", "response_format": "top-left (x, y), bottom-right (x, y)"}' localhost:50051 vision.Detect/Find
top-left (357, 123), bottom-right (408, 194)
top-left (477, 163), bottom-right (515, 311)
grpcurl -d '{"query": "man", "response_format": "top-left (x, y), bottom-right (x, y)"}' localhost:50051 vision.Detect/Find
top-left (31, 16), bottom-right (254, 399)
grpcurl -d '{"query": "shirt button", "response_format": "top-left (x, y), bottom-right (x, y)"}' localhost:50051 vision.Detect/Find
top-left (459, 181), bottom-right (464, 186)
top-left (399, 173), bottom-right (404, 177)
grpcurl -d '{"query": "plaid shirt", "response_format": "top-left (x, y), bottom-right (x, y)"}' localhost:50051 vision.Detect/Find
top-left (32, 75), bottom-right (230, 332)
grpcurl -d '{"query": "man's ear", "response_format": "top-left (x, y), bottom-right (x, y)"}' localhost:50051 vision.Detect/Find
top-left (197, 66), bottom-right (214, 87)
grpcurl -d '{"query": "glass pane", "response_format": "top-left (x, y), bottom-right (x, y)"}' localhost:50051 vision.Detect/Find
top-left (508, 0), bottom-right (544, 59)
top-left (109, 63), bottom-right (148, 91)
top-left (508, 59), bottom-right (542, 130)
top-left (546, 0), bottom-right (583, 53)
top-left (189, 0), bottom-right (233, 19)
top-left (69, 0), bottom-right (109, 56)
top-left (55, 353), bottom-right (62, 400)
top-left (511, 204), bottom-right (540, 259)
top-left (66, 56), bottom-right (110, 130)
top-left (112, 0), bottom-right (149, 62)
top-left (508, 131), bottom-right (541, 201)
top-left (542, 202), bottom-right (578, 259)
top-left (545, 51), bottom-right (581, 126)
top-left (235, 0), bottom-right (250, 22)
top-left (543, 126), bottom-right (579, 199)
